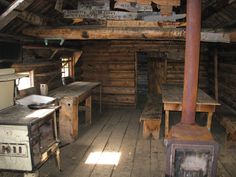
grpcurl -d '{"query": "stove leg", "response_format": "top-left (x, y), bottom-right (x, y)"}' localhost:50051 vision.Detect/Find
top-left (55, 148), bottom-right (61, 171)
top-left (24, 171), bottom-right (39, 177)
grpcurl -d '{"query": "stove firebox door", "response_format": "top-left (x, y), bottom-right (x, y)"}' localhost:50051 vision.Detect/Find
top-left (165, 140), bottom-right (219, 177)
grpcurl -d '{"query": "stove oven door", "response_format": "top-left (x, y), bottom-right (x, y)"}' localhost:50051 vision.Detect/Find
top-left (30, 114), bottom-right (56, 169)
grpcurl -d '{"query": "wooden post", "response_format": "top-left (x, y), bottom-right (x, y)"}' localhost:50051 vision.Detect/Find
top-left (214, 48), bottom-right (219, 101)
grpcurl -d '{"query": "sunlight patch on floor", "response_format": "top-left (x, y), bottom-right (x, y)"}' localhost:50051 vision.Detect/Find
top-left (85, 151), bottom-right (121, 166)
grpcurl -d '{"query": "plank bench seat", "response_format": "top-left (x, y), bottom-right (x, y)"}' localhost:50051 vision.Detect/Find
top-left (140, 95), bottom-right (162, 139)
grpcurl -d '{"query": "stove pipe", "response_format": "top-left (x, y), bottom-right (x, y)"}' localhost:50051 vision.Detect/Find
top-left (181, 0), bottom-right (202, 125)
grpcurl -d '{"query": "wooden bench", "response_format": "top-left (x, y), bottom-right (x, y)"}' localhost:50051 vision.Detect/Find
top-left (140, 95), bottom-right (162, 139)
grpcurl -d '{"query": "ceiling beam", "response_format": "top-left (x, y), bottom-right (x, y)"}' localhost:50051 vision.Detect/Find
top-left (22, 26), bottom-right (231, 43)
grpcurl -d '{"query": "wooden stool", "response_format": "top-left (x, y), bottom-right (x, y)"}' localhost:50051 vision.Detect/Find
top-left (141, 118), bottom-right (161, 139)
top-left (140, 96), bottom-right (162, 139)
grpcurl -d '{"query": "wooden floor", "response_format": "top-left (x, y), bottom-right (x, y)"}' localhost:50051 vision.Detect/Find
top-left (1, 106), bottom-right (236, 177)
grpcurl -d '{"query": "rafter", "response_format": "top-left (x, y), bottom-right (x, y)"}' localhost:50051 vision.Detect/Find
top-left (0, 0), bottom-right (24, 18)
top-left (202, 0), bottom-right (236, 21)
top-left (0, 0), bottom-right (34, 30)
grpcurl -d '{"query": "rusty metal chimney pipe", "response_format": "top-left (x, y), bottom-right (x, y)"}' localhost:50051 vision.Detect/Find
top-left (181, 0), bottom-right (202, 125)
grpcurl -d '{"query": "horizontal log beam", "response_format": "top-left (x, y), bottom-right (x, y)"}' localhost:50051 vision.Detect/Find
top-left (23, 27), bottom-right (232, 43)
top-left (22, 45), bottom-right (79, 51)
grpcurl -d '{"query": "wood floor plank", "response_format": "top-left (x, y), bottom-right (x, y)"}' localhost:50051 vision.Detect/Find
top-left (90, 109), bottom-right (132, 177)
top-left (151, 139), bottom-right (165, 177)
top-left (219, 152), bottom-right (236, 177)
top-left (111, 109), bottom-right (141, 177)
top-left (70, 109), bottom-right (123, 177)
top-left (217, 161), bottom-right (232, 177)
top-left (130, 118), bottom-right (151, 177)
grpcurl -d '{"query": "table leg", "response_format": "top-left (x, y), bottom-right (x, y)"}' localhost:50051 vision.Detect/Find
top-left (100, 85), bottom-right (102, 113)
top-left (207, 112), bottom-right (213, 131)
top-left (59, 97), bottom-right (78, 143)
top-left (85, 96), bottom-right (92, 124)
top-left (165, 110), bottom-right (169, 138)
top-left (53, 111), bottom-right (59, 142)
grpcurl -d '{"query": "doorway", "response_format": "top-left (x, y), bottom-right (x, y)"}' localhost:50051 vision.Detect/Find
top-left (136, 51), bottom-right (167, 106)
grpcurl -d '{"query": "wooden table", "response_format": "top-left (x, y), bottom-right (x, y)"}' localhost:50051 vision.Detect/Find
top-left (49, 81), bottom-right (101, 143)
top-left (162, 84), bottom-right (220, 137)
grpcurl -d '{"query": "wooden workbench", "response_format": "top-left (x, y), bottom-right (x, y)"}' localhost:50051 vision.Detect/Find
top-left (162, 84), bottom-right (220, 137)
top-left (49, 81), bottom-right (101, 143)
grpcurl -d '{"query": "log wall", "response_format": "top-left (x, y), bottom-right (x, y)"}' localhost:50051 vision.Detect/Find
top-left (208, 44), bottom-right (236, 110)
top-left (78, 42), bottom-right (136, 107)
top-left (77, 41), bottom-right (209, 107)
top-left (12, 61), bottom-right (62, 94)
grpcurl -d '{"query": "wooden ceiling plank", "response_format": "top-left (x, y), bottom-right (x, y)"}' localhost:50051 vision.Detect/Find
top-left (151, 0), bottom-right (180, 6)
top-left (202, 0), bottom-right (236, 27)
top-left (160, 5), bottom-right (173, 16)
top-left (114, 1), bottom-right (153, 12)
top-left (106, 20), bottom-right (186, 28)
top-left (63, 9), bottom-right (186, 22)
top-left (18, 11), bottom-right (47, 25)
top-left (0, 0), bottom-right (10, 6)
top-left (55, 0), bottom-right (63, 12)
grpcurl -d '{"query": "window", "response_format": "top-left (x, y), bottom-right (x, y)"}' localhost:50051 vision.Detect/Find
top-left (16, 71), bottom-right (34, 90)
top-left (61, 58), bottom-right (72, 78)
